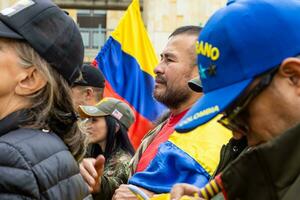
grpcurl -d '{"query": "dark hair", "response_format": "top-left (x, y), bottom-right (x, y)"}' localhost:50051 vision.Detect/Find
top-left (169, 25), bottom-right (202, 38)
top-left (100, 116), bottom-right (135, 159)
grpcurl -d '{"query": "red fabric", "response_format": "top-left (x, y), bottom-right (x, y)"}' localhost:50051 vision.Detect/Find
top-left (135, 109), bottom-right (188, 172)
top-left (103, 80), bottom-right (154, 149)
top-left (216, 173), bottom-right (228, 200)
top-left (93, 59), bottom-right (155, 149)
top-left (91, 59), bottom-right (98, 67)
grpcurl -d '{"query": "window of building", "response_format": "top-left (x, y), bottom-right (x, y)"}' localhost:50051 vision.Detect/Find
top-left (77, 10), bottom-right (107, 50)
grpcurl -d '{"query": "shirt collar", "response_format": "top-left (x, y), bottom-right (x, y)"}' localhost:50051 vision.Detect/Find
top-left (167, 109), bottom-right (189, 127)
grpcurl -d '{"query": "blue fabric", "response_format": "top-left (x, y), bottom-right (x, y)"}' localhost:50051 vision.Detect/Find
top-left (95, 37), bottom-right (166, 121)
top-left (128, 141), bottom-right (210, 193)
top-left (176, 0), bottom-right (300, 132)
top-left (176, 79), bottom-right (252, 132)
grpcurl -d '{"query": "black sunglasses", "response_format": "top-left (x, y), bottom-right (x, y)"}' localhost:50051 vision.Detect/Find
top-left (218, 67), bottom-right (278, 134)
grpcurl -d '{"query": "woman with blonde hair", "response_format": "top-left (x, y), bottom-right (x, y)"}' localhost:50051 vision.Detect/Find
top-left (0, 0), bottom-right (89, 199)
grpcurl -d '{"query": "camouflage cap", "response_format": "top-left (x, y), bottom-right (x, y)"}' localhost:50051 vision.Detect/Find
top-left (78, 97), bottom-right (135, 129)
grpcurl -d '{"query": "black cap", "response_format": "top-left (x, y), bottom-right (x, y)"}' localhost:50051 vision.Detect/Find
top-left (0, 0), bottom-right (84, 84)
top-left (188, 76), bottom-right (203, 92)
top-left (73, 64), bottom-right (105, 88)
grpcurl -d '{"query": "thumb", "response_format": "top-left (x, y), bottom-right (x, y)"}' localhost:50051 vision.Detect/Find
top-left (170, 184), bottom-right (185, 200)
top-left (95, 155), bottom-right (105, 176)
top-left (91, 155), bottom-right (105, 193)
top-left (170, 184), bottom-right (200, 200)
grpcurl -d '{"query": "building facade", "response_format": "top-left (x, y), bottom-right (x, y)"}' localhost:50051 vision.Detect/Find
top-left (1, 0), bottom-right (226, 62)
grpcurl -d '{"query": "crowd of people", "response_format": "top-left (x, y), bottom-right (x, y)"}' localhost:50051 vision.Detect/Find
top-left (0, 0), bottom-right (299, 199)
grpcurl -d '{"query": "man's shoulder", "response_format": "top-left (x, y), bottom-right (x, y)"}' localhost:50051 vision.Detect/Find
top-left (143, 120), bottom-right (168, 140)
top-left (109, 149), bottom-right (132, 165)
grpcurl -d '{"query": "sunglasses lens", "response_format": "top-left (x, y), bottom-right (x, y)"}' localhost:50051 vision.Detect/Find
top-left (219, 116), bottom-right (247, 134)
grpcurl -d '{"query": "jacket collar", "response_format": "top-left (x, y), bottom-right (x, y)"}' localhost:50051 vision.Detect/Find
top-left (0, 110), bottom-right (26, 137)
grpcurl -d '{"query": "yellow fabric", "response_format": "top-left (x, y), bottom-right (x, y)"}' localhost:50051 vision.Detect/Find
top-left (211, 180), bottom-right (219, 193)
top-left (150, 194), bottom-right (170, 200)
top-left (111, 0), bottom-right (157, 77)
top-left (206, 184), bottom-right (214, 196)
top-left (200, 189), bottom-right (209, 199)
top-left (150, 193), bottom-right (199, 200)
top-left (169, 116), bottom-right (231, 176)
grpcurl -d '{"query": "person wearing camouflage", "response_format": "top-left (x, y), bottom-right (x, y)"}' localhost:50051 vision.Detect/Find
top-left (79, 97), bottom-right (135, 200)
top-left (88, 145), bottom-right (132, 200)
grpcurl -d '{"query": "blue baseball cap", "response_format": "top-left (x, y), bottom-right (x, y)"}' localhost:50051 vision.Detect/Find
top-left (176, 0), bottom-right (300, 132)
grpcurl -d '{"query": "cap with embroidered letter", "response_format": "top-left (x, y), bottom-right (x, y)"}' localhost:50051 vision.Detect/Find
top-left (176, 0), bottom-right (300, 132)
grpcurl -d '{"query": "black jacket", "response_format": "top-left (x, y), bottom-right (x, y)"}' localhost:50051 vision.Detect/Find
top-left (0, 111), bottom-right (89, 199)
top-left (221, 123), bottom-right (300, 200)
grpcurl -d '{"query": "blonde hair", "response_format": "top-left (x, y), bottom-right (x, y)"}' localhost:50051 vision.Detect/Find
top-left (5, 39), bottom-right (87, 161)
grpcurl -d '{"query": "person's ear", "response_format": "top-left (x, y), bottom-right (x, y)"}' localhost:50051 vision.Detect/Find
top-left (15, 67), bottom-right (47, 96)
top-left (85, 87), bottom-right (94, 100)
top-left (280, 58), bottom-right (300, 93)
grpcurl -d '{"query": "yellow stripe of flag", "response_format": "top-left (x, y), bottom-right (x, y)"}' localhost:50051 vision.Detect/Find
top-left (169, 116), bottom-right (231, 176)
top-left (111, 0), bottom-right (157, 78)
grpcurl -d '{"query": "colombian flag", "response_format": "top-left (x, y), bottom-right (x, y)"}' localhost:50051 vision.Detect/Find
top-left (94, 0), bottom-right (166, 149)
top-left (128, 116), bottom-right (231, 193)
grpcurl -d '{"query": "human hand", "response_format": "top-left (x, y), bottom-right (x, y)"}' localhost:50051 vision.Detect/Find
top-left (80, 155), bottom-right (105, 193)
top-left (170, 183), bottom-right (202, 200)
top-left (112, 184), bottom-right (154, 200)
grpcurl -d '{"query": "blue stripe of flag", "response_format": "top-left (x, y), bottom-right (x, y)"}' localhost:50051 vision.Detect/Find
top-left (95, 37), bottom-right (166, 121)
top-left (128, 141), bottom-right (210, 193)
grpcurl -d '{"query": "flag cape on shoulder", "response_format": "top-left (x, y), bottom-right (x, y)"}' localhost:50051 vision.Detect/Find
top-left (129, 116), bottom-right (231, 193)
top-left (94, 0), bottom-right (166, 148)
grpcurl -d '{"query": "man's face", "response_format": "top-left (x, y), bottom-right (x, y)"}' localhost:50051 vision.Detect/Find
top-left (153, 34), bottom-right (198, 109)
top-left (232, 61), bottom-right (300, 146)
top-left (71, 86), bottom-right (103, 112)
top-left (71, 86), bottom-right (86, 111)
